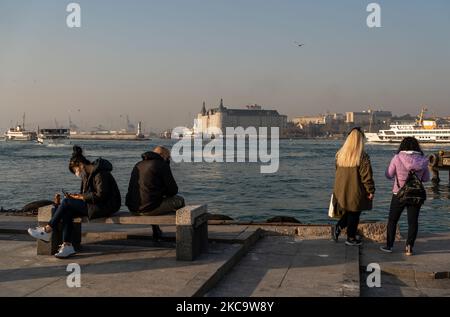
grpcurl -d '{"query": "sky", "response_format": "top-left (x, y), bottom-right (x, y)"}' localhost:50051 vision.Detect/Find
top-left (0, 0), bottom-right (449, 132)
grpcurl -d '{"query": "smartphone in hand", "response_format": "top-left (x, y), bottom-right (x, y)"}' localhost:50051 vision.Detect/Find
top-left (62, 189), bottom-right (69, 197)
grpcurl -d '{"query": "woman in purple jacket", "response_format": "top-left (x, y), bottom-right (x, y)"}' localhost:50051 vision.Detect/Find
top-left (380, 137), bottom-right (430, 256)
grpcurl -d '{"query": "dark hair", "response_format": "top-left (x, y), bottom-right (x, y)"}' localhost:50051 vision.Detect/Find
top-left (397, 137), bottom-right (423, 155)
top-left (69, 145), bottom-right (91, 174)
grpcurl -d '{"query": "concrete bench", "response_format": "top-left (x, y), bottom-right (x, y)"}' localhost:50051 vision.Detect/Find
top-left (36, 204), bottom-right (208, 261)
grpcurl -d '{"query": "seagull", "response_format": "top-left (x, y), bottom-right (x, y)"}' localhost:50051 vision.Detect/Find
top-left (294, 41), bottom-right (304, 47)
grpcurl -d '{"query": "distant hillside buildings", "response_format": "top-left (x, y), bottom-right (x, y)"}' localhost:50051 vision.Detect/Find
top-left (293, 109), bottom-right (392, 128)
top-left (292, 113), bottom-right (346, 127)
top-left (289, 108), bottom-right (394, 138)
top-left (345, 110), bottom-right (392, 125)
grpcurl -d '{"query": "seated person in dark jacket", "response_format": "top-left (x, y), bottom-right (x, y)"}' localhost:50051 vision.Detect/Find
top-left (27, 146), bottom-right (121, 259)
top-left (126, 146), bottom-right (185, 240)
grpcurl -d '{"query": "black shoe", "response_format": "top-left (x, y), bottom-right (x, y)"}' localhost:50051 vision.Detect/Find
top-left (405, 245), bottom-right (413, 256)
top-left (345, 238), bottom-right (362, 246)
top-left (152, 225), bottom-right (163, 242)
top-left (331, 225), bottom-right (341, 242)
top-left (380, 246), bottom-right (393, 253)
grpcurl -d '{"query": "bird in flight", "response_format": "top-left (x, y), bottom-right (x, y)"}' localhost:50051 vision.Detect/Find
top-left (294, 41), bottom-right (304, 47)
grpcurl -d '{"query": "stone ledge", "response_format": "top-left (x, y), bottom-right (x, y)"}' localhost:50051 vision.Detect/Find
top-left (176, 205), bottom-right (208, 226)
top-left (244, 222), bottom-right (401, 243)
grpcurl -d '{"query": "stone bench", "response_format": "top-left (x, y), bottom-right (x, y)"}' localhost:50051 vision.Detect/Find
top-left (36, 204), bottom-right (208, 261)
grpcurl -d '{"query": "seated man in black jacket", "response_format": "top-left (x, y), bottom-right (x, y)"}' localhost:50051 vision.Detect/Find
top-left (126, 146), bottom-right (185, 240)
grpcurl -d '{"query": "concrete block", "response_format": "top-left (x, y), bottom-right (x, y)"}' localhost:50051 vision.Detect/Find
top-left (176, 205), bottom-right (207, 226)
top-left (176, 205), bottom-right (208, 261)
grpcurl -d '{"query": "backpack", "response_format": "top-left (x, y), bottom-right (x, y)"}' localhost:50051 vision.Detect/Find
top-left (396, 170), bottom-right (427, 206)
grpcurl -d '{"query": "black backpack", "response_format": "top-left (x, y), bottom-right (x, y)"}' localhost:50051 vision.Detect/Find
top-left (396, 170), bottom-right (427, 206)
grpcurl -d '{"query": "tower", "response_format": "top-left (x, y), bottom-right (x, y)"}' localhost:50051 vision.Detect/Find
top-left (136, 121), bottom-right (143, 137)
top-left (219, 98), bottom-right (224, 111)
top-left (201, 101), bottom-right (206, 116)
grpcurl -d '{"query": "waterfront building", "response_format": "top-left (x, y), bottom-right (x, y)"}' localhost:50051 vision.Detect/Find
top-left (292, 115), bottom-right (326, 126)
top-left (346, 109), bottom-right (392, 125)
top-left (194, 99), bottom-right (287, 136)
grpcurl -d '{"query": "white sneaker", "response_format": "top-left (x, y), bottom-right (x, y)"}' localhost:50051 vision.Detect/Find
top-left (27, 227), bottom-right (51, 242)
top-left (54, 244), bottom-right (76, 259)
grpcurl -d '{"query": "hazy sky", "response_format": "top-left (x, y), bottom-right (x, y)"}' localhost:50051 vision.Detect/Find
top-left (1, 0), bottom-right (449, 132)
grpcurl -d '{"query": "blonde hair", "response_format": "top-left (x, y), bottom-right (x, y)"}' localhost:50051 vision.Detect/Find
top-left (336, 129), bottom-right (365, 167)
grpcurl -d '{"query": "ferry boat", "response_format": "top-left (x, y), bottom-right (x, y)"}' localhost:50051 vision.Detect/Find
top-left (365, 108), bottom-right (450, 143)
top-left (4, 125), bottom-right (37, 141)
top-left (69, 121), bottom-right (149, 141)
top-left (4, 114), bottom-right (37, 141)
top-left (37, 128), bottom-right (71, 145)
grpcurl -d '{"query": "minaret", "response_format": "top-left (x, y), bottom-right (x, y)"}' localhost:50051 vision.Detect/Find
top-left (219, 98), bottom-right (224, 111)
top-left (201, 101), bottom-right (206, 116)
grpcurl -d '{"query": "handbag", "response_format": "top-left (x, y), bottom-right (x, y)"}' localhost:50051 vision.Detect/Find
top-left (328, 193), bottom-right (344, 219)
top-left (328, 194), bottom-right (336, 218)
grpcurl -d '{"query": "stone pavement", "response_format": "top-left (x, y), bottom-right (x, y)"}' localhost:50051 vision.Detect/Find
top-left (0, 216), bottom-right (264, 297)
top-left (0, 233), bottom-right (256, 297)
top-left (207, 236), bottom-right (360, 297)
top-left (360, 234), bottom-right (450, 297)
top-left (1, 215), bottom-right (449, 297)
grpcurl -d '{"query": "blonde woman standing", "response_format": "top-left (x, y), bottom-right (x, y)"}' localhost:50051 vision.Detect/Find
top-left (331, 127), bottom-right (375, 246)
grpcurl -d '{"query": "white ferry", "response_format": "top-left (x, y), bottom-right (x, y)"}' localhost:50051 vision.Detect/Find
top-left (4, 125), bottom-right (37, 141)
top-left (37, 128), bottom-right (71, 145)
top-left (4, 114), bottom-right (37, 141)
top-left (366, 109), bottom-right (450, 143)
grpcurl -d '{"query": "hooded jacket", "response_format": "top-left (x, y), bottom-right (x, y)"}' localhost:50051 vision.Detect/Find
top-left (80, 158), bottom-right (121, 219)
top-left (385, 151), bottom-right (430, 193)
top-left (125, 151), bottom-right (179, 213)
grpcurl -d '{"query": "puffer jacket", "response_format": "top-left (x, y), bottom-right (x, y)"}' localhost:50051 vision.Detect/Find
top-left (385, 151), bottom-right (430, 193)
top-left (125, 151), bottom-right (178, 213)
top-left (80, 158), bottom-right (121, 219)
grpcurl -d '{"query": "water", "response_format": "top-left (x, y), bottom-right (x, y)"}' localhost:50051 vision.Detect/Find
top-left (0, 139), bottom-right (449, 233)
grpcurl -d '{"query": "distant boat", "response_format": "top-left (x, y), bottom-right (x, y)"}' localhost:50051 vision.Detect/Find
top-left (69, 121), bottom-right (150, 141)
top-left (37, 128), bottom-right (71, 145)
top-left (4, 125), bottom-right (37, 141)
top-left (366, 108), bottom-right (450, 143)
top-left (4, 113), bottom-right (37, 141)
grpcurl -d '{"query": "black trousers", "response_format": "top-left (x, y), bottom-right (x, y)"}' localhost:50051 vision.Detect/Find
top-left (337, 211), bottom-right (361, 239)
top-left (386, 194), bottom-right (421, 248)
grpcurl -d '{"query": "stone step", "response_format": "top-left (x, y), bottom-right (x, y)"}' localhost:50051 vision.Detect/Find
top-left (206, 236), bottom-right (360, 297)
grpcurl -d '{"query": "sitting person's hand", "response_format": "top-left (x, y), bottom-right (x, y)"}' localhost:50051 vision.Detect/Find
top-left (54, 193), bottom-right (61, 205)
top-left (68, 193), bottom-right (84, 201)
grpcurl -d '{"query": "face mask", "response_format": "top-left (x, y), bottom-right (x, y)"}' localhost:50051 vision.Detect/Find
top-left (75, 169), bottom-right (86, 179)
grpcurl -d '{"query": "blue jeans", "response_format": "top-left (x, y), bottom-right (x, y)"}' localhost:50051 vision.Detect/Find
top-left (48, 198), bottom-right (88, 243)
